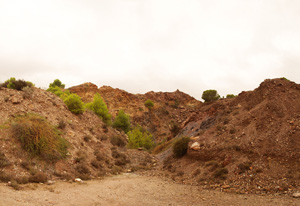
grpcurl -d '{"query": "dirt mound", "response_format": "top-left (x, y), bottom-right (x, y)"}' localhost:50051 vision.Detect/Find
top-left (0, 87), bottom-right (153, 183)
top-left (161, 78), bottom-right (300, 194)
top-left (69, 83), bottom-right (201, 142)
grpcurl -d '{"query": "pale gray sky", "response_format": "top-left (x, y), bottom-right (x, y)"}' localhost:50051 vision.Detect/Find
top-left (1, 0), bottom-right (300, 100)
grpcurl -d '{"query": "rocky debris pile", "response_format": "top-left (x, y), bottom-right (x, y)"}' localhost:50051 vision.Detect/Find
top-left (160, 78), bottom-right (300, 195)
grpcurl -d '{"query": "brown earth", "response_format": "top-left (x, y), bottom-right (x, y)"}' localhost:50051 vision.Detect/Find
top-left (69, 83), bottom-right (201, 141)
top-left (161, 78), bottom-right (300, 195)
top-left (0, 86), bottom-right (153, 183)
top-left (1, 173), bottom-right (299, 206)
top-left (1, 77), bottom-right (300, 202)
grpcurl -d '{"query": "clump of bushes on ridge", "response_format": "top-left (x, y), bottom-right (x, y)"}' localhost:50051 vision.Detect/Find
top-left (1, 77), bottom-right (34, 90)
top-left (202, 90), bottom-right (220, 102)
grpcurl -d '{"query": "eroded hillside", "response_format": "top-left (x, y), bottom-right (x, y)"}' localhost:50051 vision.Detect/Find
top-left (0, 86), bottom-right (154, 184)
top-left (161, 78), bottom-right (300, 194)
top-left (69, 83), bottom-right (201, 142)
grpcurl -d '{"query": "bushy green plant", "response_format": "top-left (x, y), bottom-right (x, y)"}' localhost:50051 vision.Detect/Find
top-left (201, 90), bottom-right (220, 102)
top-left (172, 137), bottom-right (190, 158)
top-left (11, 114), bottom-right (68, 161)
top-left (1, 77), bottom-right (34, 90)
top-left (226, 94), bottom-right (236, 98)
top-left (127, 126), bottom-right (154, 150)
top-left (85, 93), bottom-right (111, 124)
top-left (113, 110), bottom-right (130, 133)
top-left (144, 99), bottom-right (154, 110)
top-left (47, 86), bottom-right (64, 97)
top-left (64, 93), bottom-right (84, 114)
top-left (49, 79), bottom-right (65, 89)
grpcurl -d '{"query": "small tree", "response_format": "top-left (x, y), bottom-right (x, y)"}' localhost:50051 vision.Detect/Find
top-left (127, 126), bottom-right (154, 150)
top-left (113, 110), bottom-right (131, 133)
top-left (49, 79), bottom-right (65, 89)
top-left (144, 99), bottom-right (154, 110)
top-left (85, 93), bottom-right (111, 124)
top-left (226, 94), bottom-right (236, 98)
top-left (64, 93), bottom-right (84, 114)
top-left (202, 90), bottom-right (220, 102)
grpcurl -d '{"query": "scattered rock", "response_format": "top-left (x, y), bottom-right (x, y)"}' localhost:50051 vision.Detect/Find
top-left (47, 180), bottom-right (56, 185)
top-left (293, 193), bottom-right (300, 198)
top-left (190, 142), bottom-right (200, 151)
top-left (75, 178), bottom-right (83, 183)
top-left (11, 96), bottom-right (22, 104)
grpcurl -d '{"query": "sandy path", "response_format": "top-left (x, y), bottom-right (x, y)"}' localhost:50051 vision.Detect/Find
top-left (0, 173), bottom-right (299, 206)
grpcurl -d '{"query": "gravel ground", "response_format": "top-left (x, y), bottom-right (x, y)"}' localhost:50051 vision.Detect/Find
top-left (0, 173), bottom-right (299, 206)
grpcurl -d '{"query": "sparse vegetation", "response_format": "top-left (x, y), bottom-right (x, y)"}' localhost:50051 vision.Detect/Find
top-left (11, 114), bottom-right (68, 161)
top-left (22, 86), bottom-right (34, 99)
top-left (213, 167), bottom-right (228, 179)
top-left (144, 99), bottom-right (154, 110)
top-left (29, 172), bottom-right (48, 183)
top-left (127, 126), bottom-right (154, 150)
top-left (57, 119), bottom-right (66, 129)
top-left (85, 93), bottom-right (111, 124)
top-left (170, 121), bottom-right (180, 136)
top-left (172, 137), bottom-right (190, 158)
top-left (238, 161), bottom-right (252, 174)
top-left (0, 171), bottom-right (13, 182)
top-left (113, 110), bottom-right (131, 133)
top-left (75, 163), bottom-right (91, 180)
top-left (201, 90), bottom-right (220, 102)
top-left (0, 152), bottom-right (10, 168)
top-left (110, 136), bottom-right (126, 147)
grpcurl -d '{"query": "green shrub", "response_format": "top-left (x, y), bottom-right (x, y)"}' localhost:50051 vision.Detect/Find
top-left (11, 114), bottom-right (68, 161)
top-left (64, 93), bottom-right (84, 114)
top-left (226, 94), bottom-right (236, 98)
top-left (127, 126), bottom-right (154, 150)
top-left (113, 110), bottom-right (131, 133)
top-left (85, 93), bottom-right (111, 124)
top-left (47, 86), bottom-right (64, 97)
top-left (172, 137), bottom-right (190, 158)
top-left (201, 90), bottom-right (220, 102)
top-left (1, 77), bottom-right (33, 91)
top-left (144, 99), bottom-right (154, 110)
top-left (49, 79), bottom-right (65, 89)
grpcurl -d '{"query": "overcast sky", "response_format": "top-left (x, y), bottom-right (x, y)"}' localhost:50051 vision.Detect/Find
top-left (1, 0), bottom-right (300, 100)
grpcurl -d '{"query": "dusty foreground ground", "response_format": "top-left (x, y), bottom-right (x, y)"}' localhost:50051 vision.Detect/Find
top-left (0, 173), bottom-right (299, 206)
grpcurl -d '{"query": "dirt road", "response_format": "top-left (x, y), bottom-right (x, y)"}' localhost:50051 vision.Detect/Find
top-left (0, 173), bottom-right (299, 206)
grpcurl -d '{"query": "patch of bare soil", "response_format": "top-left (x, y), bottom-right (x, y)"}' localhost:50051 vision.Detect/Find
top-left (0, 173), bottom-right (299, 206)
